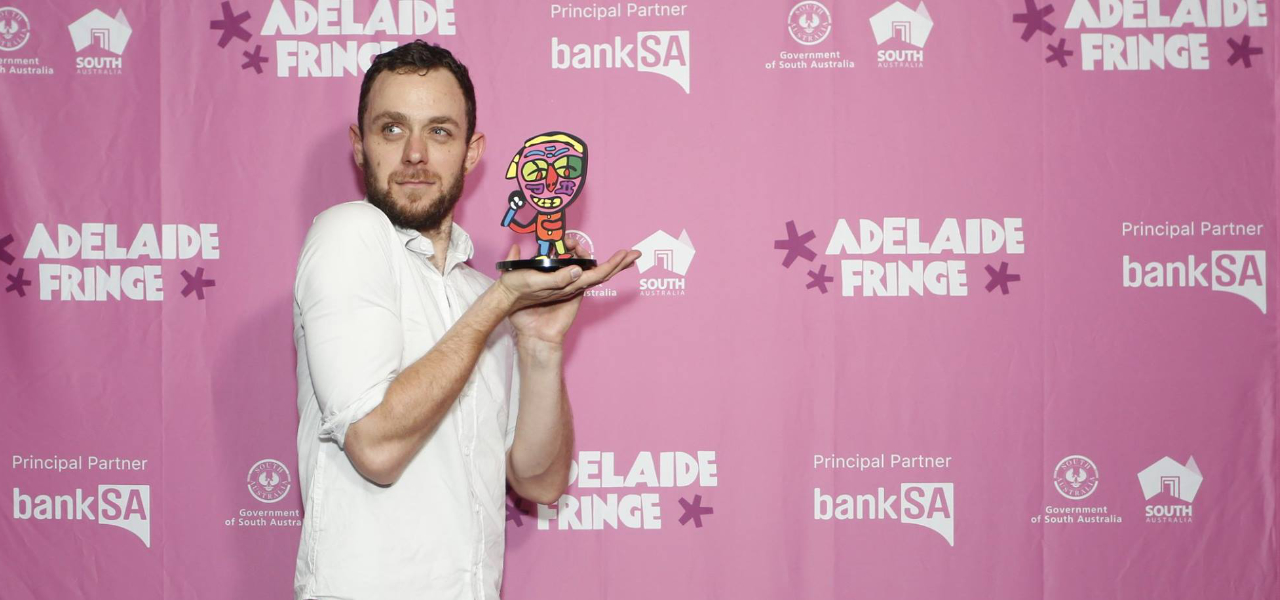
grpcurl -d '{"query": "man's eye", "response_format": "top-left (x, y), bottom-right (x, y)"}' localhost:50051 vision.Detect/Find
top-left (432, 127), bottom-right (451, 137)
top-left (383, 124), bottom-right (403, 135)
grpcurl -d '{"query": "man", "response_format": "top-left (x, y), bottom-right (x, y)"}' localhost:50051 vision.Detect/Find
top-left (291, 41), bottom-right (638, 599)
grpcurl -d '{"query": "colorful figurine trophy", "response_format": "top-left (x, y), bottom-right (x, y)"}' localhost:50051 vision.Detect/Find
top-left (496, 131), bottom-right (598, 272)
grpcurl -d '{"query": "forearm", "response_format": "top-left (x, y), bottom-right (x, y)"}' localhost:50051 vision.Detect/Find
top-left (507, 339), bottom-right (575, 504)
top-left (345, 285), bottom-right (515, 485)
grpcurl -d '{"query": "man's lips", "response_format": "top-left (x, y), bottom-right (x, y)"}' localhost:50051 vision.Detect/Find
top-left (395, 180), bottom-right (437, 186)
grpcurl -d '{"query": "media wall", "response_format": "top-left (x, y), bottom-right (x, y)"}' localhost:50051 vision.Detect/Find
top-left (1, 0), bottom-right (1277, 598)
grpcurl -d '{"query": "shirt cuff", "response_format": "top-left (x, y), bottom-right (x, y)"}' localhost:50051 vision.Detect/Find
top-left (318, 376), bottom-right (394, 449)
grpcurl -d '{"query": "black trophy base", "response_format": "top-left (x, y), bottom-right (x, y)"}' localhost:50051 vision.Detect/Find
top-left (496, 257), bottom-right (597, 273)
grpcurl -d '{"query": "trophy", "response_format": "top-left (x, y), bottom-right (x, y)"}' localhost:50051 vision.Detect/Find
top-left (496, 131), bottom-right (598, 272)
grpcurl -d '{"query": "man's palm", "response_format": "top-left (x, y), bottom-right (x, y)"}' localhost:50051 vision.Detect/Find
top-left (502, 239), bottom-right (638, 345)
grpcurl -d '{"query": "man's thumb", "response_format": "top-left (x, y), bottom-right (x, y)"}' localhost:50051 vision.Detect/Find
top-left (562, 266), bottom-right (583, 285)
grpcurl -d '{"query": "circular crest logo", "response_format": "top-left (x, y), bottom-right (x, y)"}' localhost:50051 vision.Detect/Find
top-left (0, 7), bottom-right (32, 52)
top-left (247, 459), bottom-right (292, 503)
top-left (788, 1), bottom-right (832, 46)
top-left (1053, 455), bottom-right (1099, 500)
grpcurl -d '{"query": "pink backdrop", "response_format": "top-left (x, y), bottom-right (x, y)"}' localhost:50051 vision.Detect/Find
top-left (2, 0), bottom-right (1277, 598)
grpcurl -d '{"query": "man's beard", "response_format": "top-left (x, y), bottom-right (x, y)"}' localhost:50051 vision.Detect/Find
top-left (364, 163), bottom-right (466, 233)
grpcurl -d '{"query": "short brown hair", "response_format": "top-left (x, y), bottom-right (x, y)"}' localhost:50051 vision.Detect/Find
top-left (357, 40), bottom-right (476, 141)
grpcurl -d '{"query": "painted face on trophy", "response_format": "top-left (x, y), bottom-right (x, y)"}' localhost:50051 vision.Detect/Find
top-left (497, 131), bottom-right (597, 272)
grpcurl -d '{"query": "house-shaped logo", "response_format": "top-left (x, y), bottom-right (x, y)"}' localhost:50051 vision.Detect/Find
top-left (632, 229), bottom-right (695, 275)
top-left (1137, 456), bottom-right (1202, 503)
top-left (869, 2), bottom-right (933, 48)
top-left (68, 8), bottom-right (132, 55)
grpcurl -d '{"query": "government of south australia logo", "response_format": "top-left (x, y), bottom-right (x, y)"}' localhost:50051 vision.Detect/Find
top-left (0, 7), bottom-right (31, 51)
top-left (247, 459), bottom-right (292, 503)
top-left (869, 2), bottom-right (933, 67)
top-left (1138, 455), bottom-right (1202, 523)
top-left (632, 229), bottom-right (695, 297)
top-left (788, 1), bottom-right (831, 45)
top-left (1053, 455), bottom-right (1099, 500)
top-left (68, 8), bottom-right (132, 75)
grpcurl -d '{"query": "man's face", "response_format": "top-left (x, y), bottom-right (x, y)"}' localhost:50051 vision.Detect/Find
top-left (351, 68), bottom-right (484, 233)
top-left (516, 140), bottom-right (586, 214)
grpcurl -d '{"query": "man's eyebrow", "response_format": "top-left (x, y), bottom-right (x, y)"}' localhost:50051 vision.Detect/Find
top-left (369, 112), bottom-right (461, 128)
top-left (369, 111), bottom-right (410, 125)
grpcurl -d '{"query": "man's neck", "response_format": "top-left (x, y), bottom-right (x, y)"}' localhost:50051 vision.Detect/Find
top-left (421, 215), bottom-right (453, 273)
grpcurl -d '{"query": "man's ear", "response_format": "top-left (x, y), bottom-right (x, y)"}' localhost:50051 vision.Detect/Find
top-left (349, 124), bottom-right (365, 170)
top-left (464, 131), bottom-right (486, 174)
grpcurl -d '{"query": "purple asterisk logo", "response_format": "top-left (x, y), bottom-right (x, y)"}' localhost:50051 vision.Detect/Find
top-left (984, 262), bottom-right (1021, 295)
top-left (1046, 38), bottom-right (1072, 67)
top-left (6, 267), bottom-right (31, 297)
top-left (1013, 0), bottom-right (1056, 41)
top-left (505, 501), bottom-right (524, 527)
top-left (242, 44), bottom-right (269, 74)
top-left (0, 233), bottom-right (15, 265)
top-left (210, 1), bottom-right (252, 48)
top-left (678, 494), bottom-right (713, 528)
top-left (774, 220), bottom-right (817, 268)
top-left (181, 267), bottom-right (216, 299)
top-left (1227, 35), bottom-right (1263, 68)
top-left (807, 264), bottom-right (834, 294)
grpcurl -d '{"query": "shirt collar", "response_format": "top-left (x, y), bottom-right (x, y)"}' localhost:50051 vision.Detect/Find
top-left (392, 218), bottom-right (475, 263)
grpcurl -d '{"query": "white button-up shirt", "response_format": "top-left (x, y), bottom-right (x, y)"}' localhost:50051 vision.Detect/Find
top-left (292, 199), bottom-right (519, 600)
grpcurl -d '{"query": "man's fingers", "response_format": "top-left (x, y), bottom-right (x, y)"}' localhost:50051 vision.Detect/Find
top-left (509, 247), bottom-right (636, 304)
top-left (599, 251), bottom-right (637, 283)
top-left (509, 269), bottom-right (580, 307)
top-left (569, 248), bottom-right (625, 287)
top-left (505, 244), bottom-right (520, 261)
top-left (596, 250), bottom-right (627, 277)
top-left (562, 250), bottom-right (628, 293)
top-left (565, 237), bottom-right (593, 261)
top-left (526, 266), bottom-right (581, 292)
top-left (610, 249), bottom-right (639, 271)
top-left (589, 250), bottom-right (640, 287)
top-left (598, 249), bottom-right (635, 279)
top-left (558, 265), bottom-right (583, 288)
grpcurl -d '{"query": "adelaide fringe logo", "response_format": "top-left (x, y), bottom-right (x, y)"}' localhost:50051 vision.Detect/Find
top-left (2, 223), bottom-right (219, 302)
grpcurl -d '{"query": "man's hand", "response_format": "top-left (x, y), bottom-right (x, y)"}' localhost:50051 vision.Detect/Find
top-left (496, 239), bottom-right (639, 347)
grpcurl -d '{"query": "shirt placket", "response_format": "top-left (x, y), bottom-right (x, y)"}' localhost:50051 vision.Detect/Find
top-left (437, 259), bottom-right (486, 599)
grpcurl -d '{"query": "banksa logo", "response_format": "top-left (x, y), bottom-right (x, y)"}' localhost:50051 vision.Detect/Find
top-left (12, 485), bottom-right (151, 547)
top-left (551, 30), bottom-right (690, 93)
top-left (813, 483), bottom-right (954, 546)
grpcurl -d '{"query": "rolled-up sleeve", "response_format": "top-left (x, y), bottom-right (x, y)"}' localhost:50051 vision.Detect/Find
top-left (295, 203), bottom-right (402, 449)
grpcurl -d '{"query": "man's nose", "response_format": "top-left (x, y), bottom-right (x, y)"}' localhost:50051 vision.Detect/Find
top-left (402, 133), bottom-right (427, 164)
top-left (545, 166), bottom-right (559, 190)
